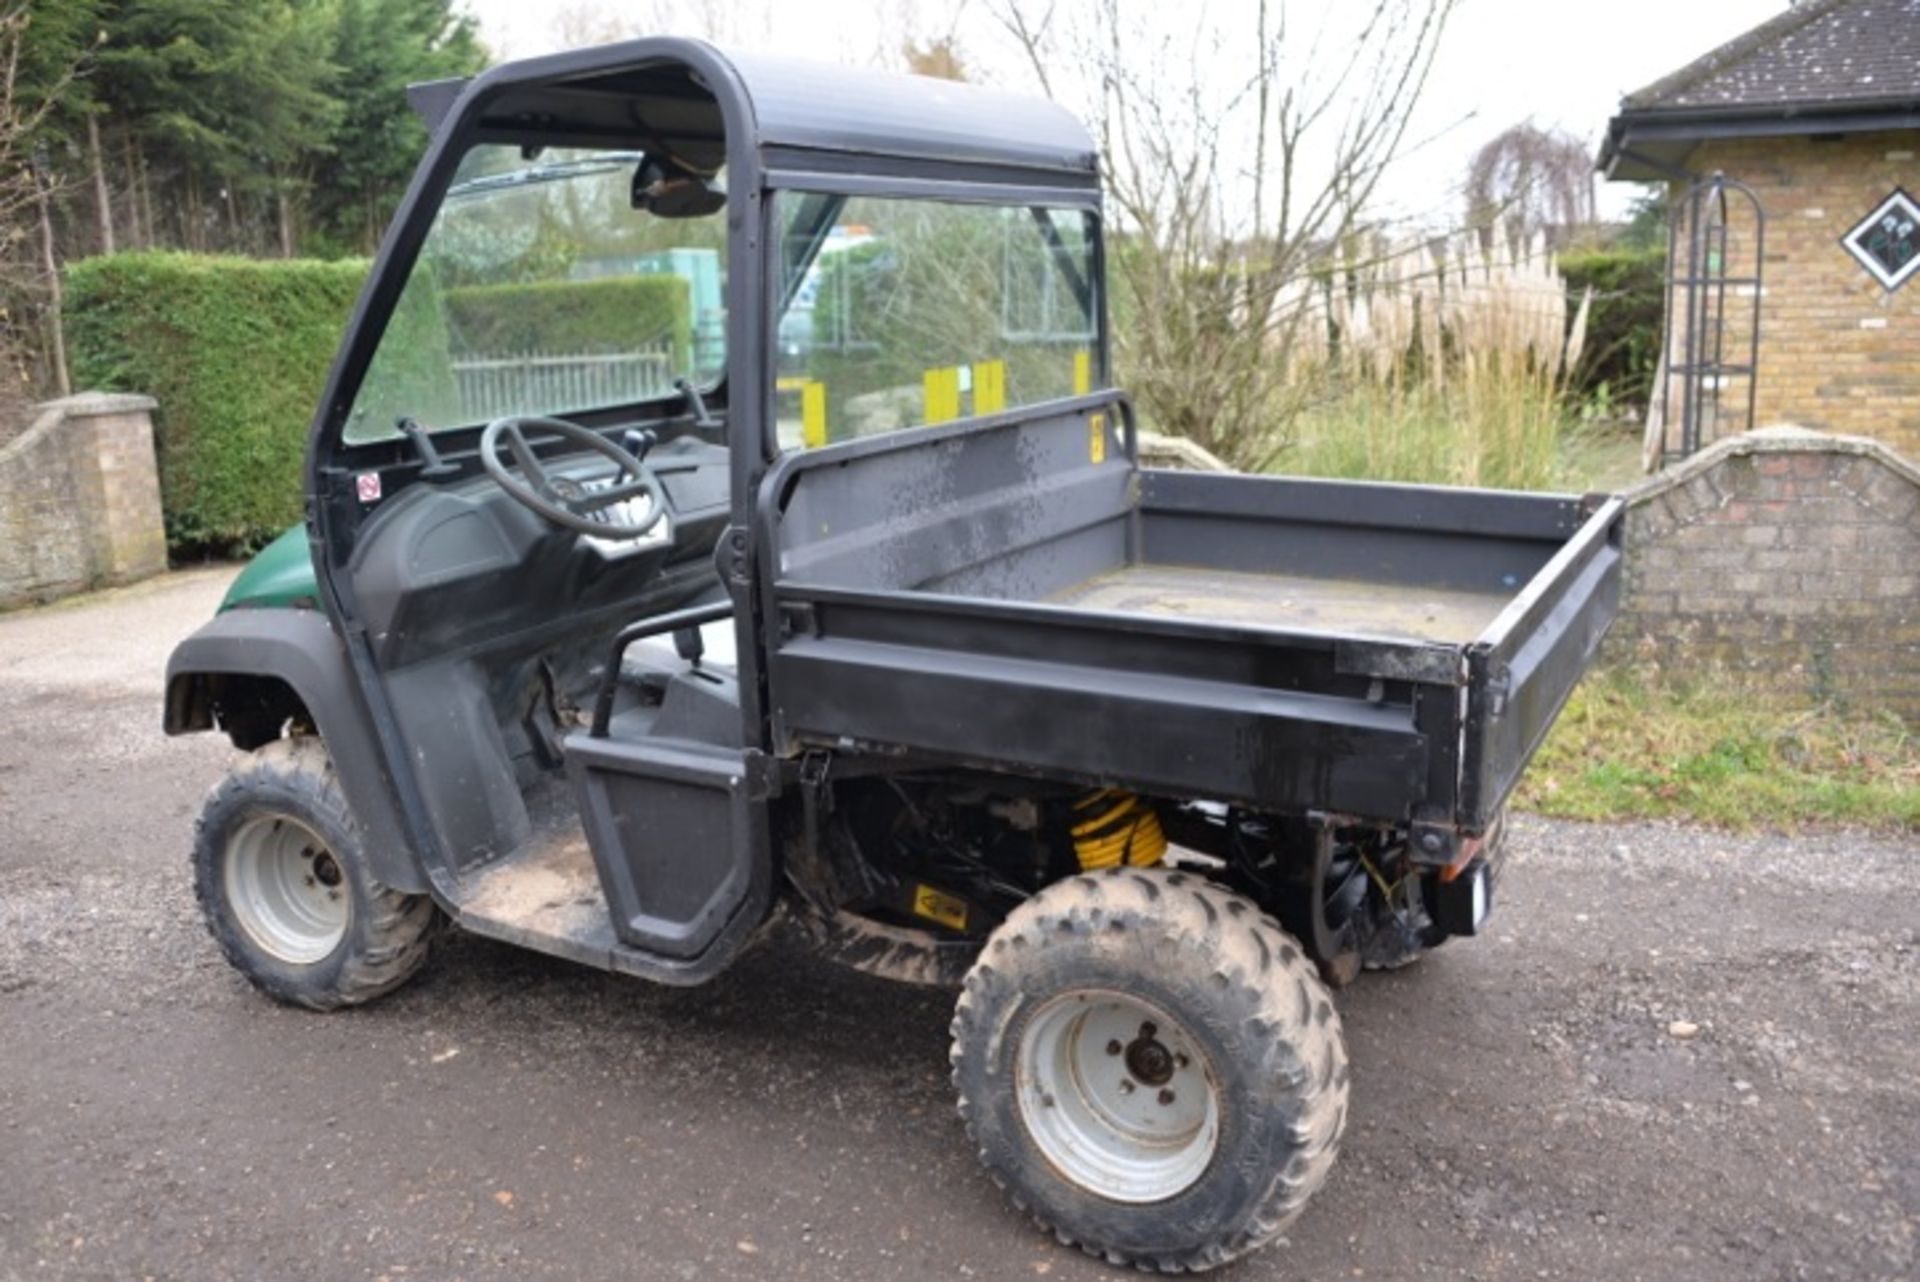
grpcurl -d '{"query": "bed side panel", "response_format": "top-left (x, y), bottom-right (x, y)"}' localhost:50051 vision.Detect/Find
top-left (772, 401), bottom-right (1131, 598)
top-left (1138, 469), bottom-right (1577, 594)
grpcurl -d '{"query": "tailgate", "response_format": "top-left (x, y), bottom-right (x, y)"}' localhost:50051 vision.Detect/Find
top-left (1457, 497), bottom-right (1624, 829)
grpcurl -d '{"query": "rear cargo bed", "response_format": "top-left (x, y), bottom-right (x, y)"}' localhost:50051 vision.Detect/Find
top-left (1049, 564), bottom-right (1511, 644)
top-left (758, 397), bottom-right (1622, 839)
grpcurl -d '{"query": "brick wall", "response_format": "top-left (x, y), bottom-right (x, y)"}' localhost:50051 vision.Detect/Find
top-left (0, 393), bottom-right (167, 608)
top-left (1660, 133), bottom-right (1920, 461)
top-left (1614, 426), bottom-right (1920, 716)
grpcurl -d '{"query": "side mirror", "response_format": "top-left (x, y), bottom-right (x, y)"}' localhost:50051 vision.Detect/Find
top-left (632, 154), bottom-right (725, 219)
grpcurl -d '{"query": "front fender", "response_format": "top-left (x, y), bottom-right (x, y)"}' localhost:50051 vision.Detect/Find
top-left (165, 609), bottom-right (425, 894)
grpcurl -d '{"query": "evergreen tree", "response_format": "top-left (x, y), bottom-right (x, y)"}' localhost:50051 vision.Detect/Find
top-left (313, 0), bottom-right (487, 255)
top-left (94, 1), bottom-right (341, 252)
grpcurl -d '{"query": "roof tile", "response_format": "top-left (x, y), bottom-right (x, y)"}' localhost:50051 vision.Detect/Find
top-left (1625, 0), bottom-right (1920, 113)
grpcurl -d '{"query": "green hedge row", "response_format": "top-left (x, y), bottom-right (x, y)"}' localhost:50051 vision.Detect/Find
top-left (65, 255), bottom-right (698, 553)
top-left (65, 252), bottom-right (365, 553)
top-left (443, 276), bottom-right (691, 368)
top-left (1560, 248), bottom-right (1666, 410)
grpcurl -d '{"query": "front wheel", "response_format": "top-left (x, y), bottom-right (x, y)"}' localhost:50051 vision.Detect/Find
top-left (950, 867), bottom-right (1348, 1272)
top-left (192, 736), bottom-right (439, 1010)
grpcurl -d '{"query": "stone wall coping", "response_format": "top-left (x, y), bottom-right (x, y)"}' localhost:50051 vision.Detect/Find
top-left (40, 391), bottom-right (159, 418)
top-left (1137, 430), bottom-right (1233, 472)
top-left (0, 400), bottom-right (75, 468)
top-left (1623, 424), bottom-right (1920, 506)
top-left (2, 393), bottom-right (160, 470)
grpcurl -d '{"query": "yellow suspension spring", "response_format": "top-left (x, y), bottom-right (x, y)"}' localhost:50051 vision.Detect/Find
top-left (1070, 789), bottom-right (1168, 870)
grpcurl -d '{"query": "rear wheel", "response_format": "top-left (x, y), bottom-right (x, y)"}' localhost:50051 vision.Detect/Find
top-left (193, 736), bottom-right (439, 1010)
top-left (951, 867), bottom-right (1348, 1272)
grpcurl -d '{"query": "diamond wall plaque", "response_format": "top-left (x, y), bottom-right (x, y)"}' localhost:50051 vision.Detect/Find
top-left (1842, 188), bottom-right (1920, 291)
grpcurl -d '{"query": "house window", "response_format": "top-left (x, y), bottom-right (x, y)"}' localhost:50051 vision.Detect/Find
top-left (1841, 188), bottom-right (1920, 291)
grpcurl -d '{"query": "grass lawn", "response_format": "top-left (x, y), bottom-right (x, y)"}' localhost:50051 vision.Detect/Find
top-left (1517, 669), bottom-right (1920, 831)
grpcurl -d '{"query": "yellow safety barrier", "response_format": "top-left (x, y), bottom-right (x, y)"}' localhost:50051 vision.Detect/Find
top-left (924, 366), bottom-right (962, 424)
top-left (800, 381), bottom-right (827, 448)
top-left (972, 360), bottom-right (1007, 415)
top-left (776, 377), bottom-right (830, 448)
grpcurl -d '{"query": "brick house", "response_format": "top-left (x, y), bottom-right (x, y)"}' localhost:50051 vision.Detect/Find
top-left (1600, 0), bottom-right (1920, 463)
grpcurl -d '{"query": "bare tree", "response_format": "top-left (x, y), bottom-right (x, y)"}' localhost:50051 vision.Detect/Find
top-left (986, 0), bottom-right (1455, 468)
top-left (549, 0), bottom-right (778, 51)
top-left (1464, 122), bottom-right (1596, 251)
top-left (0, 5), bottom-right (78, 413)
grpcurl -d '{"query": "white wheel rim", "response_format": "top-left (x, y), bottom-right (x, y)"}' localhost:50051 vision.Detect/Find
top-left (223, 814), bottom-right (349, 964)
top-left (1015, 990), bottom-right (1220, 1203)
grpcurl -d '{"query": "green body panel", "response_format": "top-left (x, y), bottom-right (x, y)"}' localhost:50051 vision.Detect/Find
top-left (219, 524), bottom-right (319, 612)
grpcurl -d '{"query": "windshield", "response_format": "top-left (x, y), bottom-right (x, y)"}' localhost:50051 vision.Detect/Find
top-left (772, 194), bottom-right (1098, 449)
top-left (344, 144), bottom-right (726, 443)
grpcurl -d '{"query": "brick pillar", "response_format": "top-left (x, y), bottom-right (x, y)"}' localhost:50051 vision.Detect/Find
top-left (49, 392), bottom-right (167, 584)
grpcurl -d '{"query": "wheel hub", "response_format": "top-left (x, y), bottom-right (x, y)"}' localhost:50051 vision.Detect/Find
top-left (1124, 1026), bottom-right (1176, 1086)
top-left (223, 814), bottom-right (349, 965)
top-left (1016, 991), bottom-right (1220, 1204)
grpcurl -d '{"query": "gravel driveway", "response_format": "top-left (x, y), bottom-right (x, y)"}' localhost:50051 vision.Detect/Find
top-left (1, 571), bottom-right (1914, 1281)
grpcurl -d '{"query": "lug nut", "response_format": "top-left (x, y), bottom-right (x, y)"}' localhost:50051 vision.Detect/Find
top-left (1175, 1053), bottom-right (1189, 1069)
top-left (1158, 1088), bottom-right (1176, 1105)
top-left (1140, 1021), bottom-right (1157, 1038)
top-left (1118, 1079), bottom-right (1135, 1094)
top-left (1106, 1039), bottom-right (1122, 1056)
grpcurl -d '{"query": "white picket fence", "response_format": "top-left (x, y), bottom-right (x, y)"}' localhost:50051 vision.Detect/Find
top-left (450, 341), bottom-right (677, 420)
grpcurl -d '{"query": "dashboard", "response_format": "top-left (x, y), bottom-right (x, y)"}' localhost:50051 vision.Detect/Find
top-left (346, 436), bottom-right (732, 670)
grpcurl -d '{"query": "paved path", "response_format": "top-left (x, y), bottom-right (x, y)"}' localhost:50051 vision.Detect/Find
top-left (1, 571), bottom-right (1914, 1280)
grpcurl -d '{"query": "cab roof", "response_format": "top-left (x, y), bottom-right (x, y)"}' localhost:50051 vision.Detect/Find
top-left (409, 37), bottom-right (1100, 187)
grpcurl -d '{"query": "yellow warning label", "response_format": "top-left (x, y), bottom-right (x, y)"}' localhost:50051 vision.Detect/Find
top-left (911, 884), bottom-right (969, 931)
top-left (1088, 412), bottom-right (1107, 464)
top-left (1072, 349), bottom-right (1093, 395)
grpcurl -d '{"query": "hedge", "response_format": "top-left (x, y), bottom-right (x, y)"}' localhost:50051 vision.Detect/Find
top-left (1560, 248), bottom-right (1666, 410)
top-left (443, 276), bottom-right (691, 368)
top-left (66, 252), bottom-right (367, 553)
top-left (64, 258), bottom-right (693, 553)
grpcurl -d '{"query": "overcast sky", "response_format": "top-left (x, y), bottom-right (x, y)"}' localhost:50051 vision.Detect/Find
top-left (464, 0), bottom-right (1786, 224)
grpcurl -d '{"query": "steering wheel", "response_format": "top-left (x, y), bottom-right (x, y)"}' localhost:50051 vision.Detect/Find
top-left (479, 416), bottom-right (667, 540)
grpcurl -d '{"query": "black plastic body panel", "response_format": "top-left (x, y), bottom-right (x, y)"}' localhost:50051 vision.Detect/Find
top-left (163, 608), bottom-right (424, 893)
top-left (566, 727), bottom-right (767, 960)
top-left (1461, 497), bottom-right (1626, 828)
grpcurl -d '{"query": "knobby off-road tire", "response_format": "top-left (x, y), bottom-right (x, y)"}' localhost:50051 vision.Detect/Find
top-left (193, 735), bottom-right (439, 1011)
top-left (950, 867), bottom-right (1349, 1273)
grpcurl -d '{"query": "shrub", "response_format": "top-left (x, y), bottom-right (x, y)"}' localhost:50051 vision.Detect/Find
top-left (1557, 248), bottom-right (1664, 410)
top-left (65, 252), bottom-right (368, 553)
top-left (442, 276), bottom-right (691, 367)
top-left (1268, 232), bottom-right (1591, 489)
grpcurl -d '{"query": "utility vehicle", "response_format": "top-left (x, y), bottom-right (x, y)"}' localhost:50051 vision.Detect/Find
top-left (165, 39), bottom-right (1622, 1272)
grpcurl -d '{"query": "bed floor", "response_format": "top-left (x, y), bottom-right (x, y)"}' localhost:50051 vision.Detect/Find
top-left (1048, 562), bottom-right (1512, 644)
